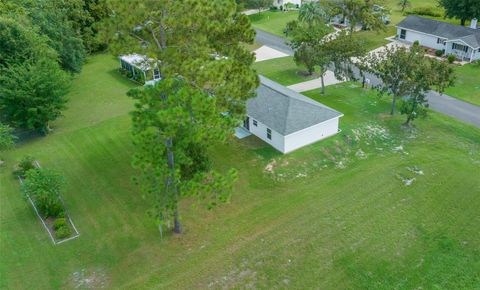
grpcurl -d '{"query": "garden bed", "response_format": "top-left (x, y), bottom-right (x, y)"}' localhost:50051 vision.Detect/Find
top-left (18, 161), bottom-right (79, 245)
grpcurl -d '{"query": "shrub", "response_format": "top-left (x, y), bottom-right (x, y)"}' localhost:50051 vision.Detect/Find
top-left (435, 50), bottom-right (444, 57)
top-left (14, 155), bottom-right (36, 177)
top-left (22, 168), bottom-right (65, 218)
top-left (269, 6), bottom-right (278, 11)
top-left (0, 122), bottom-right (16, 152)
top-left (55, 225), bottom-right (71, 239)
top-left (413, 40), bottom-right (420, 46)
top-left (53, 218), bottom-right (67, 230)
top-left (34, 189), bottom-right (64, 218)
top-left (406, 7), bottom-right (441, 17)
top-left (447, 54), bottom-right (456, 63)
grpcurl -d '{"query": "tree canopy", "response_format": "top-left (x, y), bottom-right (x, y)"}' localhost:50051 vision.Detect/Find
top-left (0, 122), bottom-right (16, 153)
top-left (105, 0), bottom-right (258, 234)
top-left (325, 0), bottom-right (388, 33)
top-left (368, 44), bottom-right (455, 124)
top-left (0, 59), bottom-right (70, 134)
top-left (438, 0), bottom-right (480, 26)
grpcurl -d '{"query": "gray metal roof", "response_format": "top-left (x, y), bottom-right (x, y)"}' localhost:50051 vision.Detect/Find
top-left (397, 15), bottom-right (480, 48)
top-left (247, 76), bottom-right (343, 136)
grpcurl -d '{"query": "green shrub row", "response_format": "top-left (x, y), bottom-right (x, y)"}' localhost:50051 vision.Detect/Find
top-left (405, 7), bottom-right (442, 18)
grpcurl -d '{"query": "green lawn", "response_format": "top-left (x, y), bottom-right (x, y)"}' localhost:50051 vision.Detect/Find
top-left (253, 56), bottom-right (318, 86)
top-left (445, 63), bottom-right (480, 106)
top-left (353, 0), bottom-right (467, 51)
top-left (1, 55), bottom-right (480, 289)
top-left (249, 10), bottom-right (298, 36)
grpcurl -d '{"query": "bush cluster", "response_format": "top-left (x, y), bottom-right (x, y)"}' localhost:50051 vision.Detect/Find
top-left (53, 218), bottom-right (72, 239)
top-left (14, 155), bottom-right (36, 177)
top-left (21, 167), bottom-right (65, 219)
top-left (435, 50), bottom-right (444, 57)
top-left (447, 54), bottom-right (456, 63)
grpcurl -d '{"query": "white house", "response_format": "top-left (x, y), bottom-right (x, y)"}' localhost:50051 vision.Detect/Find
top-left (273, 0), bottom-right (302, 8)
top-left (396, 15), bottom-right (480, 62)
top-left (119, 54), bottom-right (161, 86)
top-left (243, 76), bottom-right (343, 154)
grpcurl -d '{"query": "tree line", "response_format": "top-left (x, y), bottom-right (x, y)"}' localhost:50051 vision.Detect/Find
top-left (285, 0), bottom-right (455, 126)
top-left (0, 0), bottom-right (108, 136)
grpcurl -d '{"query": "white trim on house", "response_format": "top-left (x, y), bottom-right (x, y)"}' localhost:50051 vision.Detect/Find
top-left (244, 76), bottom-right (343, 154)
top-left (444, 38), bottom-right (478, 49)
top-left (396, 16), bottom-right (480, 62)
top-left (283, 113), bottom-right (344, 137)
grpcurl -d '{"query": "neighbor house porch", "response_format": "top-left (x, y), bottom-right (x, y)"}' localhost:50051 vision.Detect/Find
top-left (445, 41), bottom-right (479, 62)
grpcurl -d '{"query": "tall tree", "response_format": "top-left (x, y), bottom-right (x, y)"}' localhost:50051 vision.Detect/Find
top-left (0, 59), bottom-right (70, 134)
top-left (0, 122), bottom-right (16, 153)
top-left (246, 0), bottom-right (273, 12)
top-left (286, 20), bottom-right (327, 75)
top-left (105, 0), bottom-right (258, 234)
top-left (438, 0), bottom-right (480, 26)
top-left (369, 44), bottom-right (455, 123)
top-left (0, 16), bottom-right (70, 134)
top-left (398, 0), bottom-right (411, 12)
top-left (325, 30), bottom-right (367, 81)
top-left (286, 19), bottom-right (331, 93)
top-left (17, 0), bottom-right (86, 73)
top-left (325, 0), bottom-right (388, 33)
top-left (299, 2), bottom-right (327, 25)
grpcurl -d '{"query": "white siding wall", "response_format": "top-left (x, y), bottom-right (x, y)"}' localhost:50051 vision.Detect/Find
top-left (247, 117), bottom-right (285, 153)
top-left (397, 28), bottom-right (446, 50)
top-left (473, 48), bottom-right (480, 61)
top-left (283, 118), bottom-right (340, 153)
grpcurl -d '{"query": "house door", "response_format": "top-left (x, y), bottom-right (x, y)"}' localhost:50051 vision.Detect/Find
top-left (243, 117), bottom-right (250, 130)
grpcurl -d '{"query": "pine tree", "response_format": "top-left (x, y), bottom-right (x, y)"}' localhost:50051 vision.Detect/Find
top-left (104, 0), bottom-right (258, 234)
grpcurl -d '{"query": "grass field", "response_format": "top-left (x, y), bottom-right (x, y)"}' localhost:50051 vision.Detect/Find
top-left (1, 54), bottom-right (480, 289)
top-left (249, 10), bottom-right (298, 36)
top-left (253, 56), bottom-right (318, 86)
top-left (445, 63), bottom-right (480, 106)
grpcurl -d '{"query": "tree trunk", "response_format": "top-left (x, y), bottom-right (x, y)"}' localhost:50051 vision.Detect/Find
top-left (321, 73), bottom-right (325, 94)
top-left (461, 19), bottom-right (466, 26)
top-left (173, 209), bottom-right (181, 234)
top-left (166, 138), bottom-right (182, 234)
top-left (391, 95), bottom-right (397, 115)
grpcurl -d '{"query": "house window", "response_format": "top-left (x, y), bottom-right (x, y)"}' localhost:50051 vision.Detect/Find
top-left (267, 128), bottom-right (272, 140)
top-left (399, 29), bottom-right (406, 40)
top-left (437, 38), bottom-right (446, 45)
top-left (253, 120), bottom-right (258, 127)
top-left (153, 68), bottom-right (160, 79)
top-left (453, 43), bottom-right (469, 52)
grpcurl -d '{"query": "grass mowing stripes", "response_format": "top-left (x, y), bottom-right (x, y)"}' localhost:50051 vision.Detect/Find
top-left (0, 56), bottom-right (479, 289)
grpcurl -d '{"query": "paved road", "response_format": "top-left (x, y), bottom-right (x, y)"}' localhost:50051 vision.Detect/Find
top-left (255, 28), bottom-right (480, 128)
top-left (255, 29), bottom-right (293, 55)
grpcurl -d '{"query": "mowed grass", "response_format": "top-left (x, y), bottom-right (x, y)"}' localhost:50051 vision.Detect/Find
top-left (249, 10), bottom-right (298, 36)
top-left (1, 55), bottom-right (480, 289)
top-left (445, 63), bottom-right (480, 106)
top-left (253, 56), bottom-right (318, 86)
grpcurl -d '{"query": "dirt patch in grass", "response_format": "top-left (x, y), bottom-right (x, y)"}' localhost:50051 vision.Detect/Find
top-left (67, 268), bottom-right (109, 289)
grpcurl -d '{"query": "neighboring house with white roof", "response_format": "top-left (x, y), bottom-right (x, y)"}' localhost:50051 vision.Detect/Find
top-left (396, 15), bottom-right (480, 62)
top-left (243, 76), bottom-right (343, 154)
top-left (119, 54), bottom-right (161, 85)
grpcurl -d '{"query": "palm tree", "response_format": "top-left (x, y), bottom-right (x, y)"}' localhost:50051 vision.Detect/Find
top-left (299, 2), bottom-right (327, 25)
